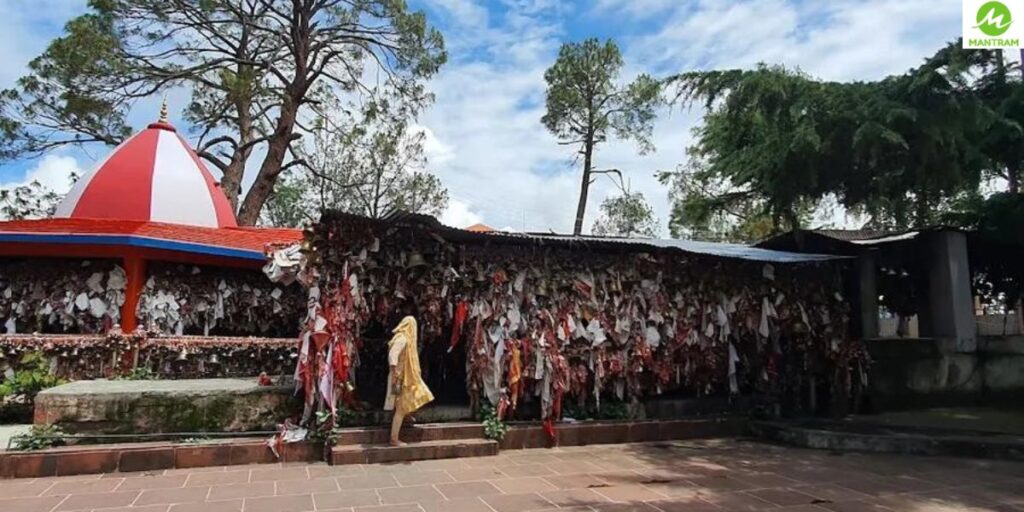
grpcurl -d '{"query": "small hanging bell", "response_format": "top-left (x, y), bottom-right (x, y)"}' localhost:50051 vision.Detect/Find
top-left (209, 353), bottom-right (220, 364)
top-left (407, 251), bottom-right (427, 268)
top-left (176, 347), bottom-right (188, 361)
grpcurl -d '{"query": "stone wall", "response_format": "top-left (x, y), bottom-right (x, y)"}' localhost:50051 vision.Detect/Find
top-left (866, 335), bottom-right (1024, 411)
top-left (34, 378), bottom-right (298, 434)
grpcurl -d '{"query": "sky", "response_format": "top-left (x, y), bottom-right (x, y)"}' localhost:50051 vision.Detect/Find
top-left (0, 0), bottom-right (966, 234)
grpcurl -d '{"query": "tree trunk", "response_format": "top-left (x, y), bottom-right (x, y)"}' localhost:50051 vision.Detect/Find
top-left (573, 138), bottom-right (594, 236)
top-left (236, 96), bottom-right (299, 225)
top-left (221, 91), bottom-right (257, 211)
top-left (220, 156), bottom-right (245, 210)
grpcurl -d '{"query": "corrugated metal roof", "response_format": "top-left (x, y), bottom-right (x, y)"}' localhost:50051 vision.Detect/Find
top-left (320, 210), bottom-right (846, 263)
top-left (511, 233), bottom-right (844, 263)
top-left (811, 229), bottom-right (894, 241)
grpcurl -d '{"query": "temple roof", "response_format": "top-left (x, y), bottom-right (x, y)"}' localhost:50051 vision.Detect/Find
top-left (0, 218), bottom-right (302, 261)
top-left (53, 119), bottom-right (237, 228)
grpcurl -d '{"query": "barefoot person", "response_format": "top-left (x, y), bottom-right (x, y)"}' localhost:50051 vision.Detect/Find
top-left (385, 316), bottom-right (434, 445)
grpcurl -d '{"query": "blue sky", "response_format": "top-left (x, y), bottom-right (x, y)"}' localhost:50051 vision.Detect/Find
top-left (0, 0), bottom-right (966, 232)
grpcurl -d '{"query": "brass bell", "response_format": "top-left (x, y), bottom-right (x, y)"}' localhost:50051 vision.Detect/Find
top-left (176, 347), bottom-right (188, 361)
top-left (407, 251), bottom-right (427, 268)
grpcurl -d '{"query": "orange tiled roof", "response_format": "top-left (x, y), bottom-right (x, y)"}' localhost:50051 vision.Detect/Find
top-left (465, 223), bottom-right (495, 232)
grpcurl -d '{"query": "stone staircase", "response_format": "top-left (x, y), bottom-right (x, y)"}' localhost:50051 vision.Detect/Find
top-left (330, 422), bottom-right (497, 465)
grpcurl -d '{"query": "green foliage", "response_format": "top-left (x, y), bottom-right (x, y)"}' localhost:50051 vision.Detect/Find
top-left (312, 407), bottom-right (362, 446)
top-left (591, 190), bottom-right (658, 238)
top-left (658, 159), bottom-right (790, 242)
top-left (0, 352), bottom-right (65, 399)
top-left (0, 11), bottom-right (131, 160)
top-left (542, 39), bottom-right (661, 153)
top-left (11, 424), bottom-right (66, 451)
top-left (0, 180), bottom-right (62, 220)
top-left (480, 405), bottom-right (509, 441)
top-left (266, 96), bottom-right (449, 225)
top-left (262, 173), bottom-right (311, 228)
top-left (945, 192), bottom-right (1024, 307)
top-left (542, 38), bottom-right (662, 235)
top-left (665, 41), bottom-right (1013, 236)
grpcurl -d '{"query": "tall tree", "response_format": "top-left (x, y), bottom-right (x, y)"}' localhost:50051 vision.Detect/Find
top-left (234, 0), bottom-right (445, 225)
top-left (1, 0), bottom-right (446, 225)
top-left (0, 1), bottom-right (277, 210)
top-left (591, 189), bottom-right (658, 238)
top-left (930, 45), bottom-right (1024, 194)
top-left (658, 156), bottom-right (783, 242)
top-left (666, 53), bottom-right (989, 234)
top-left (541, 38), bottom-right (660, 235)
top-left (263, 97), bottom-right (448, 225)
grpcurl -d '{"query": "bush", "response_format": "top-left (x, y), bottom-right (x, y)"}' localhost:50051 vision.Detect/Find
top-left (0, 352), bottom-right (66, 423)
top-left (481, 405), bottom-right (509, 441)
top-left (11, 424), bottom-right (66, 451)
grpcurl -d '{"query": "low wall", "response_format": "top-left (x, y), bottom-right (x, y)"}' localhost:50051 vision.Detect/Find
top-left (866, 335), bottom-right (1024, 411)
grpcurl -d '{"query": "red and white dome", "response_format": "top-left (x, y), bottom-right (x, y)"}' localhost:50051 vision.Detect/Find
top-left (54, 119), bottom-right (237, 228)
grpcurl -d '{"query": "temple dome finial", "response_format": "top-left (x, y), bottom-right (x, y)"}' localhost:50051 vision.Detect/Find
top-left (159, 96), bottom-right (169, 123)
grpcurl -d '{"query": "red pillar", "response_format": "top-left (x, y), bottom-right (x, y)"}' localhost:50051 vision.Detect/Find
top-left (120, 255), bottom-right (147, 333)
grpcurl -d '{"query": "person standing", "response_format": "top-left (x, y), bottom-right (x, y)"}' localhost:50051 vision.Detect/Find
top-left (384, 316), bottom-right (434, 445)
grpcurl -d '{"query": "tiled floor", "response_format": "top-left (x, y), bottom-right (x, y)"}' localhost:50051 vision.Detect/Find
top-left (1, 439), bottom-right (1022, 512)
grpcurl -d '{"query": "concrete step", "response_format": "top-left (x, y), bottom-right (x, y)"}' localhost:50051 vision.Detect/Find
top-left (330, 438), bottom-right (498, 465)
top-left (333, 422), bottom-right (484, 445)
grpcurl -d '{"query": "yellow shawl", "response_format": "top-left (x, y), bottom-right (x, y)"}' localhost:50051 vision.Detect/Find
top-left (390, 316), bottom-right (434, 416)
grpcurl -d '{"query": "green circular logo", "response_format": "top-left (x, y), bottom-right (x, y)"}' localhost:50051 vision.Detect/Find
top-left (977, 1), bottom-right (1013, 36)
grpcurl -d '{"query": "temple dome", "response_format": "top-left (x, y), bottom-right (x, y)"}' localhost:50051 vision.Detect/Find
top-left (54, 118), bottom-right (237, 228)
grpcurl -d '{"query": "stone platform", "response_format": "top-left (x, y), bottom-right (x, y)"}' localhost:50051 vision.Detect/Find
top-left (34, 379), bottom-right (296, 434)
top-left (752, 419), bottom-right (1024, 461)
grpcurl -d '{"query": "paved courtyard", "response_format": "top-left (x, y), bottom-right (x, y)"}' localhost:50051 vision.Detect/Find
top-left (1, 439), bottom-right (1023, 512)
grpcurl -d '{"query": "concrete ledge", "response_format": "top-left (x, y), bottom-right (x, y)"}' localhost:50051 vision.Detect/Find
top-left (751, 420), bottom-right (1024, 461)
top-left (0, 438), bottom-right (321, 478)
top-left (500, 416), bottom-right (747, 450)
top-left (331, 439), bottom-right (497, 465)
top-left (35, 379), bottom-right (296, 433)
top-left (335, 422), bottom-right (484, 445)
top-left (2, 416), bottom-right (748, 478)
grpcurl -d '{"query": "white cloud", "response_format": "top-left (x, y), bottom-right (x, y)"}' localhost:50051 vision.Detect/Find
top-left (418, 0), bottom-right (963, 236)
top-left (0, 1), bottom-right (89, 89)
top-left (1, 154), bottom-right (81, 194)
top-left (0, 0), bottom-right (967, 235)
top-left (440, 197), bottom-right (483, 228)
